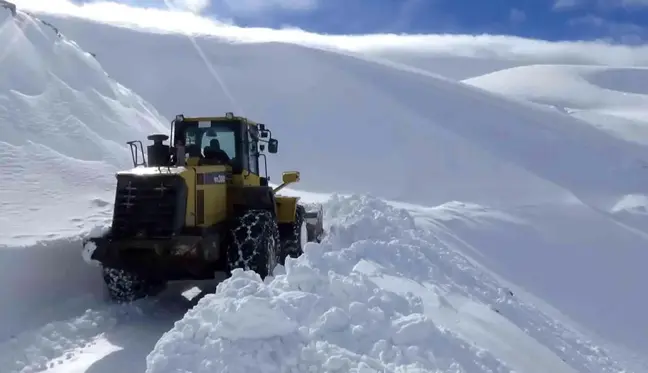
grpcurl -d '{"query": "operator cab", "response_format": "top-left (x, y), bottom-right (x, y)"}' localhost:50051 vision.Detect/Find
top-left (169, 113), bottom-right (278, 177)
top-left (181, 123), bottom-right (236, 167)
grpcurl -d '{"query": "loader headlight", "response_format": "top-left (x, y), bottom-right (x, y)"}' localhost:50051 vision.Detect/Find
top-left (175, 114), bottom-right (185, 122)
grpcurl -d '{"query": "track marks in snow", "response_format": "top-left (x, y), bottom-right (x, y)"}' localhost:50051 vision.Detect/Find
top-left (0, 306), bottom-right (117, 373)
top-left (2, 290), bottom-right (198, 373)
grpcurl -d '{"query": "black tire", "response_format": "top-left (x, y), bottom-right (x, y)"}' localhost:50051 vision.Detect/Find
top-left (102, 267), bottom-right (165, 303)
top-left (227, 209), bottom-right (280, 279)
top-left (279, 205), bottom-right (308, 264)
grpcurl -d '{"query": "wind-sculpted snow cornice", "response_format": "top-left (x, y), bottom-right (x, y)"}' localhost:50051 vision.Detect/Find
top-left (1, 2), bottom-right (102, 60)
top-left (0, 0), bottom-right (16, 16)
top-left (1, 0), bottom-right (63, 39)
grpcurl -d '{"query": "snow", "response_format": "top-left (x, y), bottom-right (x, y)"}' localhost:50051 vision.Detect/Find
top-left (81, 241), bottom-right (99, 267)
top-left (146, 195), bottom-right (624, 373)
top-left (0, 5), bottom-right (168, 244)
top-left (24, 13), bottom-right (648, 212)
top-left (463, 64), bottom-right (648, 145)
top-left (1, 1), bottom-right (648, 372)
top-left (0, 3), bottom-right (167, 360)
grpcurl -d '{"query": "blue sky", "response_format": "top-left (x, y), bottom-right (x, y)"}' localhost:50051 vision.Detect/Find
top-left (89, 0), bottom-right (648, 44)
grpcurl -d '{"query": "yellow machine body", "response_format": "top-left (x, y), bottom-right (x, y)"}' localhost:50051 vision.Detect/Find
top-left (172, 164), bottom-right (300, 227)
top-left (87, 112), bottom-right (320, 288)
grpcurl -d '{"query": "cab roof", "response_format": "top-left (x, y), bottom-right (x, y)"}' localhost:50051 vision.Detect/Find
top-left (179, 115), bottom-right (259, 126)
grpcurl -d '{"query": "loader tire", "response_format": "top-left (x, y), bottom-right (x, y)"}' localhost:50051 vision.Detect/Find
top-left (227, 209), bottom-right (280, 279)
top-left (102, 267), bottom-right (164, 303)
top-left (278, 205), bottom-right (308, 264)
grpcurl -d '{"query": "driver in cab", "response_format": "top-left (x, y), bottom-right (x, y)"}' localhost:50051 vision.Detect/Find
top-left (202, 138), bottom-right (231, 164)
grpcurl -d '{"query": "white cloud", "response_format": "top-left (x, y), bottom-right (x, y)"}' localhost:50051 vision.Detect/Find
top-left (220, 0), bottom-right (317, 16)
top-left (9, 0), bottom-right (648, 66)
top-left (168, 0), bottom-right (210, 13)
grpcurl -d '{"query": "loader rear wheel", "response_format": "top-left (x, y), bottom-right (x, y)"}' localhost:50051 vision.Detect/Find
top-left (278, 205), bottom-right (308, 264)
top-left (102, 267), bottom-right (165, 303)
top-left (227, 209), bottom-right (280, 279)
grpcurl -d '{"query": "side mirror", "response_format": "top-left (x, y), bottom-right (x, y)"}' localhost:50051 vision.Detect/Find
top-left (282, 171), bottom-right (300, 184)
top-left (268, 138), bottom-right (278, 153)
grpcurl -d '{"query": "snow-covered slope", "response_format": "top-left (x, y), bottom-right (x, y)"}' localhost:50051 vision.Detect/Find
top-left (0, 7), bottom-right (168, 244)
top-left (0, 4), bottom-right (168, 353)
top-left (463, 65), bottom-right (648, 145)
top-left (346, 53), bottom-right (527, 80)
top-left (2, 2), bottom-right (648, 372)
top-left (29, 15), bottom-right (648, 210)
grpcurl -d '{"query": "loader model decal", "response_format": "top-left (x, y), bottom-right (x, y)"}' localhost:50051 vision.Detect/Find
top-left (199, 171), bottom-right (231, 185)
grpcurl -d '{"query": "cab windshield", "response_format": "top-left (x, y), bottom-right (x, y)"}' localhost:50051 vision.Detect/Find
top-left (184, 124), bottom-right (236, 161)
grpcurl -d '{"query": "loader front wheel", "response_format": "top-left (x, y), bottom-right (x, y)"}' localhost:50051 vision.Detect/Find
top-left (227, 209), bottom-right (280, 279)
top-left (278, 205), bottom-right (308, 265)
top-left (102, 267), bottom-right (164, 303)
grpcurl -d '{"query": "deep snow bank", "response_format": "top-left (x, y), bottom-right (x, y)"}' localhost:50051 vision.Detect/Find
top-left (33, 15), bottom-right (648, 211)
top-left (0, 234), bottom-right (107, 341)
top-left (146, 195), bottom-right (627, 373)
top-left (0, 6), bottom-right (167, 344)
top-left (0, 7), bottom-right (168, 243)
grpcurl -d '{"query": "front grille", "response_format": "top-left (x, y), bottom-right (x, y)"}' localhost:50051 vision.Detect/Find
top-left (111, 174), bottom-right (186, 239)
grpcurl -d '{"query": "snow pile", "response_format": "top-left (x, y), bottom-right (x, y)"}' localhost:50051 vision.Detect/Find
top-left (145, 196), bottom-right (507, 373)
top-left (0, 6), bottom-right (168, 243)
top-left (147, 269), bottom-right (499, 373)
top-left (146, 195), bottom-right (626, 373)
top-left (463, 65), bottom-right (648, 144)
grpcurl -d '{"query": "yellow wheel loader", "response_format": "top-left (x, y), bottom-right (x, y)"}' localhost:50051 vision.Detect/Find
top-left (83, 113), bottom-right (324, 302)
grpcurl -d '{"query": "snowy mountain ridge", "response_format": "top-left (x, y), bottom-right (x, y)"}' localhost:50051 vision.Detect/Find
top-left (1, 3), bottom-right (648, 372)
